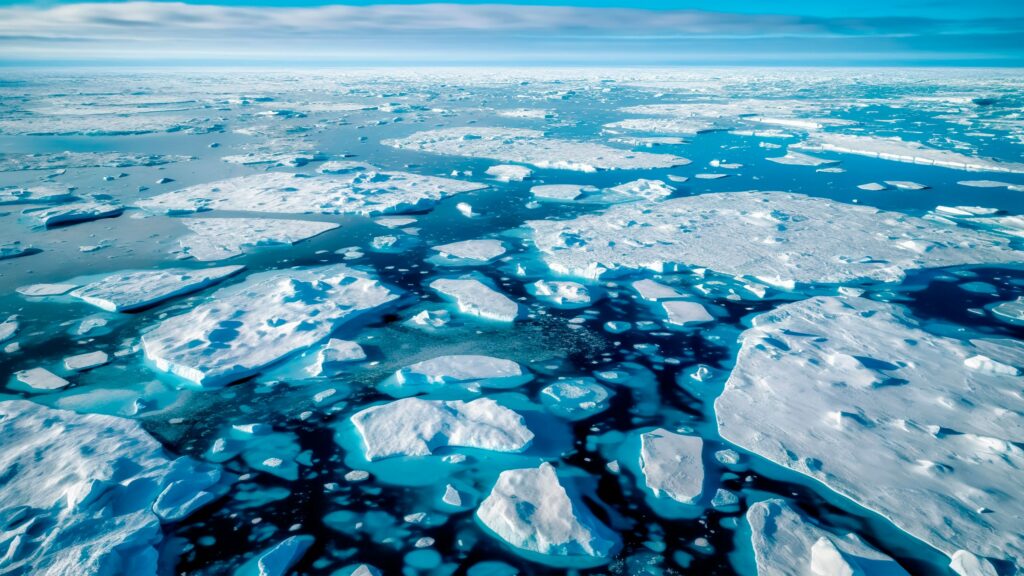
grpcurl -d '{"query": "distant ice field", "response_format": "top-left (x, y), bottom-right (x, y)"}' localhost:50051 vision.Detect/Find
top-left (0, 68), bottom-right (1022, 576)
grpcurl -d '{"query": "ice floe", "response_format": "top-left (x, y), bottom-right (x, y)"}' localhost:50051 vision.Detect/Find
top-left (486, 164), bottom-right (533, 182)
top-left (638, 428), bottom-right (704, 505)
top-left (350, 397), bottom-right (534, 460)
top-left (539, 378), bottom-right (611, 421)
top-left (746, 499), bottom-right (910, 576)
top-left (430, 239), bottom-right (507, 265)
top-left (795, 133), bottom-right (1024, 173)
top-left (0, 400), bottom-right (225, 575)
top-left (429, 276), bottom-right (522, 322)
top-left (143, 264), bottom-right (399, 386)
top-left (384, 127), bottom-right (689, 172)
top-left (530, 184), bottom-right (596, 201)
top-left (384, 355), bottom-right (531, 396)
top-left (28, 201), bottom-right (123, 228)
top-left (528, 191), bottom-right (1021, 285)
top-left (63, 350), bottom-right (109, 371)
top-left (527, 280), bottom-right (593, 308)
top-left (138, 170), bottom-right (485, 216)
top-left (14, 366), bottom-right (69, 390)
top-left (69, 265), bottom-right (244, 311)
top-left (177, 217), bottom-right (339, 261)
top-left (476, 463), bottom-right (618, 566)
top-left (766, 151), bottom-right (838, 167)
top-left (717, 296), bottom-right (1024, 565)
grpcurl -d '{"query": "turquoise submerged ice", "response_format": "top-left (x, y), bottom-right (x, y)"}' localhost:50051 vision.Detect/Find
top-left (0, 68), bottom-right (1023, 575)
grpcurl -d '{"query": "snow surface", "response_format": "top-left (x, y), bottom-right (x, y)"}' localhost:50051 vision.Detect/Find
top-left (384, 127), bottom-right (689, 172)
top-left (746, 499), bottom-right (910, 576)
top-left (0, 400), bottom-right (224, 576)
top-left (70, 265), bottom-right (244, 311)
top-left (178, 218), bottom-right (339, 261)
top-left (137, 170), bottom-right (485, 216)
top-left (476, 463), bottom-right (619, 565)
top-left (717, 296), bottom-right (1024, 565)
top-left (528, 192), bottom-right (1021, 285)
top-left (143, 265), bottom-right (399, 387)
top-left (351, 397), bottom-right (534, 461)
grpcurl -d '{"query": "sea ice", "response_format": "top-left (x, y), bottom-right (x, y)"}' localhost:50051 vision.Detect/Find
top-left (0, 400), bottom-right (224, 575)
top-left (14, 366), bottom-right (69, 390)
top-left (527, 280), bottom-right (593, 308)
top-left (308, 338), bottom-right (366, 376)
top-left (991, 297), bottom-right (1024, 325)
top-left (69, 265), bottom-right (244, 311)
top-left (528, 192), bottom-right (1021, 285)
top-left (17, 283), bottom-right (78, 297)
top-left (350, 397), bottom-right (534, 461)
top-left (795, 133), bottom-right (1024, 173)
top-left (0, 151), bottom-right (189, 172)
top-left (137, 170), bottom-right (485, 216)
top-left (746, 499), bottom-right (910, 576)
top-left (486, 164), bottom-right (533, 182)
top-left (177, 218), bottom-right (339, 261)
top-left (530, 184), bottom-right (596, 201)
top-left (539, 378), bottom-right (612, 421)
top-left (143, 265), bottom-right (399, 386)
top-left (429, 277), bottom-right (522, 322)
top-left (606, 179), bottom-right (674, 201)
top-left (388, 355), bottom-right (531, 395)
top-left (476, 463), bottom-right (619, 565)
top-left (235, 535), bottom-right (314, 576)
top-left (638, 428), bottom-right (704, 504)
top-left (431, 239), bottom-right (507, 264)
top-left (384, 127), bottom-right (689, 172)
top-left (29, 201), bottom-right (124, 228)
top-left (766, 151), bottom-right (838, 167)
top-left (63, 350), bottom-right (109, 371)
top-left (717, 296), bottom-right (1024, 565)
top-left (661, 300), bottom-right (714, 327)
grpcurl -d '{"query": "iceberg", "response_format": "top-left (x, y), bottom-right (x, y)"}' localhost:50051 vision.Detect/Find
top-left (142, 265), bottom-right (399, 387)
top-left (137, 170), bottom-right (485, 216)
top-left (384, 127), bottom-right (689, 172)
top-left (795, 133), bottom-right (1024, 173)
top-left (350, 397), bottom-right (534, 461)
top-left (69, 265), bottom-right (244, 311)
top-left (429, 277), bottom-right (522, 322)
top-left (528, 192), bottom-right (1021, 285)
top-left (476, 463), bottom-right (619, 566)
top-left (746, 499), bottom-right (910, 576)
top-left (638, 428), bottom-right (704, 504)
top-left (177, 218), bottom-right (339, 261)
top-left (717, 296), bottom-right (1024, 565)
top-left (0, 400), bottom-right (224, 576)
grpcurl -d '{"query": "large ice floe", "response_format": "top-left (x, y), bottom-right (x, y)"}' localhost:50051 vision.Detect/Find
top-left (745, 499), bottom-right (910, 576)
top-left (137, 170), bottom-right (485, 216)
top-left (716, 296), bottom-right (1024, 567)
top-left (142, 264), bottom-right (399, 386)
top-left (69, 265), bottom-right (244, 311)
top-left (528, 192), bottom-right (1021, 286)
top-left (794, 133), bottom-right (1024, 173)
top-left (381, 354), bottom-right (532, 397)
top-left (0, 400), bottom-right (225, 576)
top-left (177, 217), bottom-right (339, 261)
top-left (383, 127), bottom-right (689, 172)
top-left (350, 397), bottom-right (534, 461)
top-left (476, 463), bottom-right (619, 567)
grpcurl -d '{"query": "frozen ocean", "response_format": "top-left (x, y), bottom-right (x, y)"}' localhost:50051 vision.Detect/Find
top-left (0, 68), bottom-right (1022, 576)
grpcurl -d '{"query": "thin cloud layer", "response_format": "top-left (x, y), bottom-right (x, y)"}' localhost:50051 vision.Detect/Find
top-left (0, 1), bottom-right (1021, 64)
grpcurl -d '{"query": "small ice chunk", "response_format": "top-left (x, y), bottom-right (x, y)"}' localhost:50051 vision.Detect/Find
top-left (766, 151), bottom-right (837, 167)
top-left (350, 397), bottom-right (534, 461)
top-left (950, 550), bottom-right (998, 576)
top-left (476, 463), bottom-right (619, 564)
top-left (661, 300), bottom-right (713, 327)
top-left (457, 202), bottom-right (476, 218)
top-left (747, 499), bottom-right (909, 576)
top-left (540, 378), bottom-right (612, 421)
top-left (885, 180), bottom-right (929, 190)
top-left (528, 280), bottom-right (592, 307)
top-left (607, 179), bottom-right (674, 201)
top-left (390, 355), bottom-right (530, 392)
top-left (431, 239), bottom-right (507, 263)
top-left (429, 277), bottom-right (522, 322)
top-left (0, 316), bottom-right (16, 342)
top-left (639, 428), bottom-right (704, 504)
top-left (237, 535), bottom-right (314, 576)
top-left (531, 184), bottom-right (594, 201)
top-left (857, 182), bottom-right (889, 191)
top-left (70, 265), bottom-right (244, 311)
top-left (991, 297), bottom-right (1024, 325)
top-left (63, 350), bottom-right (109, 371)
top-left (15, 367), bottom-right (69, 390)
top-left (486, 164), bottom-right (533, 182)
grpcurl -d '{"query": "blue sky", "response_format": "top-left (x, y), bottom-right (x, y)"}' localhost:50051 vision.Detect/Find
top-left (1, 0), bottom-right (1022, 66)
